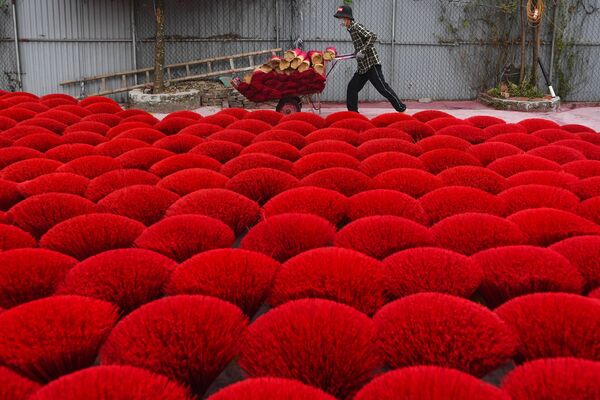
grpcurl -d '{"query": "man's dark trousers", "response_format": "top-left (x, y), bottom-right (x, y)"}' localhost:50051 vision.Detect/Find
top-left (347, 64), bottom-right (406, 112)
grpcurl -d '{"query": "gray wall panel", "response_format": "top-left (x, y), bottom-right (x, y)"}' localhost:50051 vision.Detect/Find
top-left (13, 0), bottom-right (133, 98)
top-left (2, 0), bottom-right (599, 102)
top-left (18, 42), bottom-right (81, 95)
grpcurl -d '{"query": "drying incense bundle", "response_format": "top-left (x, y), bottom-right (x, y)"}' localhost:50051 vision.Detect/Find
top-left (297, 60), bottom-right (311, 72)
top-left (257, 64), bottom-right (273, 73)
top-left (308, 51), bottom-right (324, 65)
top-left (284, 48), bottom-right (302, 62)
top-left (323, 47), bottom-right (337, 61)
top-left (291, 52), bottom-right (308, 69)
top-left (313, 63), bottom-right (326, 75)
top-left (279, 59), bottom-right (292, 70)
top-left (235, 68), bottom-right (326, 102)
top-left (234, 47), bottom-right (333, 102)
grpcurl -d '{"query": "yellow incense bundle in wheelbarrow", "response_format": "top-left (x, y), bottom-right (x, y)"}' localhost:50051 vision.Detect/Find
top-left (308, 51), bottom-right (324, 65)
top-left (279, 59), bottom-right (292, 71)
top-left (313, 63), bottom-right (326, 75)
top-left (291, 52), bottom-right (308, 70)
top-left (297, 59), bottom-right (311, 73)
top-left (284, 48), bottom-right (302, 62)
top-left (257, 64), bottom-right (273, 73)
top-left (323, 47), bottom-right (337, 61)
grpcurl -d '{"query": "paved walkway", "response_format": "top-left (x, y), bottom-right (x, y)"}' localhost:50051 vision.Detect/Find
top-left (318, 101), bottom-right (600, 131)
top-left (156, 100), bottom-right (600, 132)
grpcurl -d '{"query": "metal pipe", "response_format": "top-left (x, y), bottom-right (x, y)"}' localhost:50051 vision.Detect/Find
top-left (391, 0), bottom-right (397, 88)
top-left (275, 0), bottom-right (280, 49)
top-left (276, 38), bottom-right (555, 46)
top-left (549, 0), bottom-right (558, 84)
top-left (11, 0), bottom-right (22, 90)
top-left (130, 0), bottom-right (138, 84)
top-left (1, 38), bottom-right (277, 43)
top-left (5, 38), bottom-right (135, 43)
top-left (538, 56), bottom-right (556, 97)
top-left (0, 37), bottom-right (569, 46)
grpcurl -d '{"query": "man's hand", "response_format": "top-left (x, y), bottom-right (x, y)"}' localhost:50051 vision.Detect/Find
top-left (355, 50), bottom-right (366, 60)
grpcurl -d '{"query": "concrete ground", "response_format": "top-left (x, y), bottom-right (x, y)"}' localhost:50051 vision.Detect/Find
top-left (155, 100), bottom-right (600, 131)
top-left (318, 100), bottom-right (600, 131)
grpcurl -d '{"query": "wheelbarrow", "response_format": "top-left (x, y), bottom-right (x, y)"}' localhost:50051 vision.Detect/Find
top-left (232, 53), bottom-right (356, 115)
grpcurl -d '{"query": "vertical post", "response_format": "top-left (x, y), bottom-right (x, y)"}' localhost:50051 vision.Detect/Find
top-left (532, 21), bottom-right (540, 86)
top-left (290, 0), bottom-right (298, 49)
top-left (153, 0), bottom-right (166, 93)
top-left (130, 0), bottom-right (138, 85)
top-left (549, 1), bottom-right (559, 84)
top-left (519, 0), bottom-right (526, 83)
top-left (275, 0), bottom-right (280, 49)
top-left (391, 0), bottom-right (397, 88)
top-left (11, 0), bottom-right (23, 90)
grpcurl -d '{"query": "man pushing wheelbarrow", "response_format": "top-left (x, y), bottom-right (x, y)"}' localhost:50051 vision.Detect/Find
top-left (233, 5), bottom-right (407, 115)
top-left (334, 5), bottom-right (407, 113)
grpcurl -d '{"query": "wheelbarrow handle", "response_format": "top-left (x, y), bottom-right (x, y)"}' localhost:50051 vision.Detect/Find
top-left (334, 53), bottom-right (357, 60)
top-left (326, 53), bottom-right (357, 78)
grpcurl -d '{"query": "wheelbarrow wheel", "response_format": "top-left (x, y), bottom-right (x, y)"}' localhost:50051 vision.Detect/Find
top-left (276, 97), bottom-right (302, 115)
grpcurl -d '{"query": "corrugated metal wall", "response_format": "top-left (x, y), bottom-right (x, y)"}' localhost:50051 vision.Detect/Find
top-left (3, 0), bottom-right (600, 102)
top-left (135, 0), bottom-right (280, 69)
top-left (12, 0), bottom-right (134, 98)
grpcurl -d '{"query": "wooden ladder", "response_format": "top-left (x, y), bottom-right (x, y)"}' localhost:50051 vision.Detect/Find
top-left (60, 48), bottom-right (282, 97)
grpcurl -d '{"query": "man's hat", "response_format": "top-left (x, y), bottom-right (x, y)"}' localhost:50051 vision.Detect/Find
top-left (334, 5), bottom-right (354, 20)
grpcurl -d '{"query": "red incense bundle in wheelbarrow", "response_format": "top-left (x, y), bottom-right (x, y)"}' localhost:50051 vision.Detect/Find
top-left (243, 64), bottom-right (272, 84)
top-left (232, 46), bottom-right (350, 113)
top-left (235, 68), bottom-right (326, 103)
